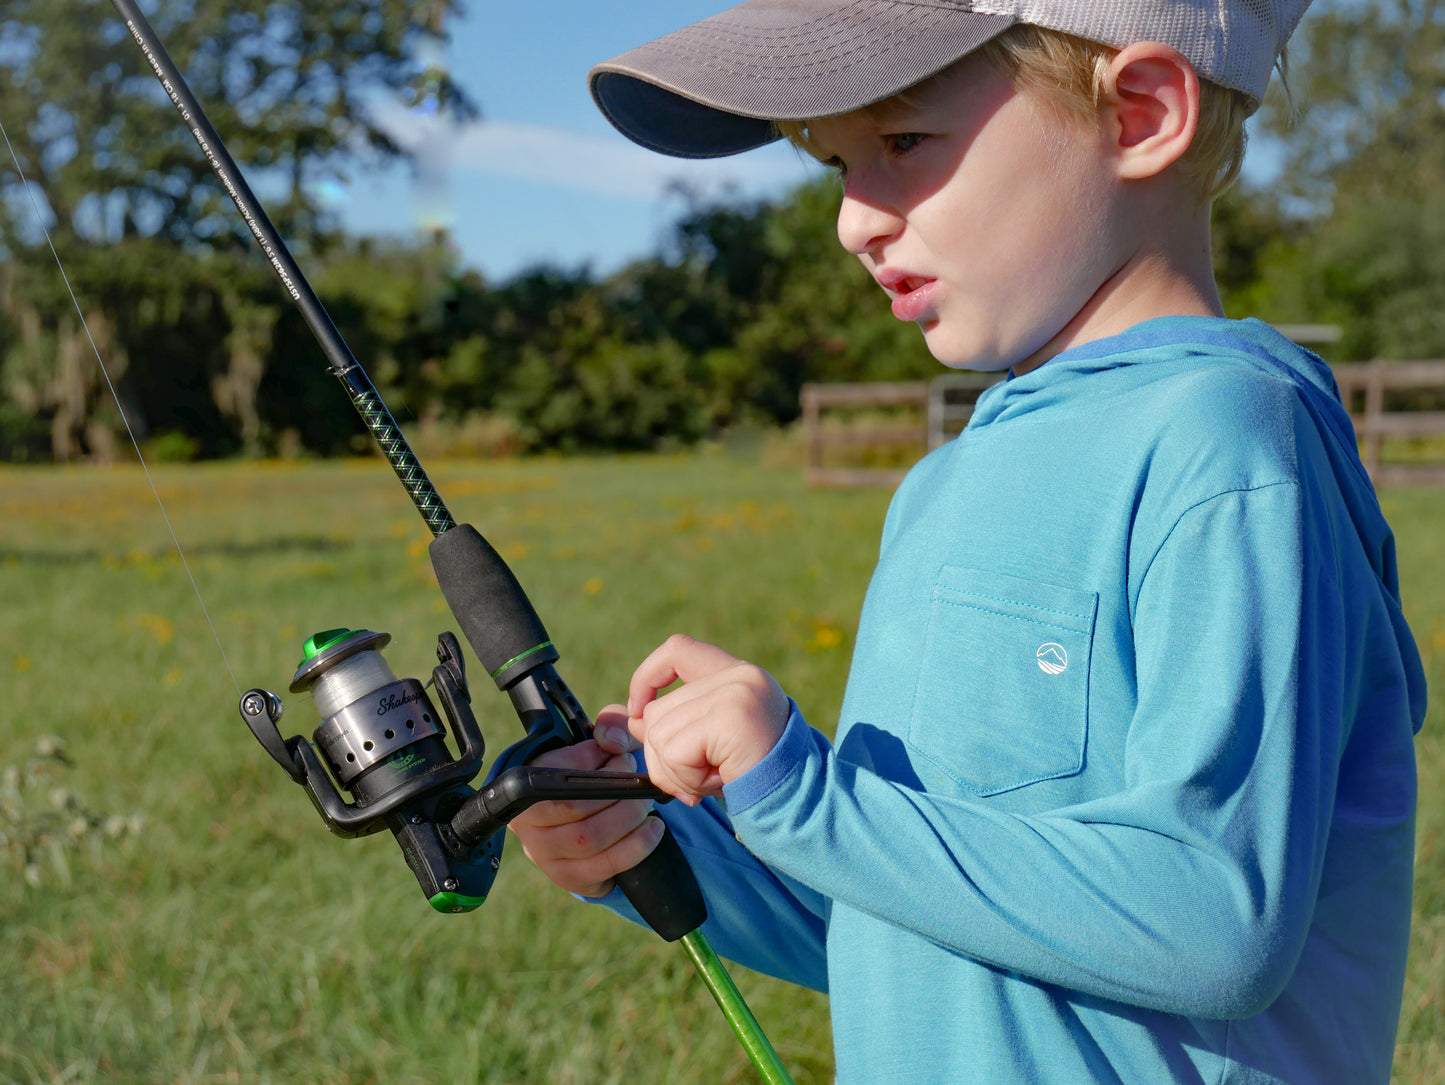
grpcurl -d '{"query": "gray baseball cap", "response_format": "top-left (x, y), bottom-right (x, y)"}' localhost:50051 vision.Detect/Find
top-left (589, 0), bottom-right (1312, 159)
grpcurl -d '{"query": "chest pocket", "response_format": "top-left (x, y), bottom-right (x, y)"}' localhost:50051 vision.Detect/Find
top-left (908, 566), bottom-right (1097, 797)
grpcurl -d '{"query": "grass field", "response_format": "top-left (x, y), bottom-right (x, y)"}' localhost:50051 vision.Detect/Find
top-left (0, 452), bottom-right (1441, 1084)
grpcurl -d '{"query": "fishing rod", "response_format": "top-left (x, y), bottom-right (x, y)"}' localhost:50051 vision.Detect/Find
top-left (107, 2), bottom-right (792, 1081)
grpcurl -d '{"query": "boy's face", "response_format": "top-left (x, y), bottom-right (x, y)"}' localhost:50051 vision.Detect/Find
top-left (808, 53), bottom-right (1127, 373)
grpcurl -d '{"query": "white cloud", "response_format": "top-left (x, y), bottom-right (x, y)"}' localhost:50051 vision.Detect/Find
top-left (373, 103), bottom-right (817, 202)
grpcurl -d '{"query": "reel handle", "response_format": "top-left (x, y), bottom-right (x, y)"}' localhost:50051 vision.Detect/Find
top-left (450, 766), bottom-right (666, 843)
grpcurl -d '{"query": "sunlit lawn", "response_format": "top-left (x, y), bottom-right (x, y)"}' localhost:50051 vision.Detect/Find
top-left (0, 454), bottom-right (1440, 1083)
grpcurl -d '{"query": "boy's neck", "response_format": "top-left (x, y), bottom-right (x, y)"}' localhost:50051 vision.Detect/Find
top-left (1014, 201), bottom-right (1223, 376)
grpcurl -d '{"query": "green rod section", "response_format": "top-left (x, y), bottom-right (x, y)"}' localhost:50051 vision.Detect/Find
top-left (680, 929), bottom-right (795, 1085)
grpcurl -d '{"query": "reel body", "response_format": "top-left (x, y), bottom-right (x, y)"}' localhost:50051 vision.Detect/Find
top-left (240, 627), bottom-right (676, 916)
top-left (242, 629), bottom-right (498, 911)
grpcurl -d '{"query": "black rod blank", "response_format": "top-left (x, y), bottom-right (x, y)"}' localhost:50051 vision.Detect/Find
top-left (109, 0), bottom-right (455, 537)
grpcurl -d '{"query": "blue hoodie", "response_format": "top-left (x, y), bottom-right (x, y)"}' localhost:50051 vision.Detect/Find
top-left (599, 317), bottom-right (1427, 1084)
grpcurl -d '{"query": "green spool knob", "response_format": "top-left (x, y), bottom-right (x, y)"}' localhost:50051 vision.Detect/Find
top-left (302, 628), bottom-right (357, 661)
top-left (290, 628), bottom-right (392, 693)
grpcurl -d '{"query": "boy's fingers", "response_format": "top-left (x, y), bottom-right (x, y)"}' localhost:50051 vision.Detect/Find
top-left (528, 739), bottom-right (613, 773)
top-left (515, 812), bottom-right (666, 898)
top-left (627, 634), bottom-right (740, 715)
top-left (632, 697), bottom-right (718, 806)
top-left (511, 795), bottom-right (654, 857)
top-left (510, 742), bottom-right (640, 826)
top-left (514, 752), bottom-right (644, 827)
top-left (593, 703), bottom-right (642, 752)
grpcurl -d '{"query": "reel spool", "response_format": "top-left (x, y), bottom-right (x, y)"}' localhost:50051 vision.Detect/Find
top-left (292, 629), bottom-right (454, 808)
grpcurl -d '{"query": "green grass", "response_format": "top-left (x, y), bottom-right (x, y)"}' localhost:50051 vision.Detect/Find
top-left (1379, 489), bottom-right (1445, 1083)
top-left (0, 454), bottom-right (1440, 1084)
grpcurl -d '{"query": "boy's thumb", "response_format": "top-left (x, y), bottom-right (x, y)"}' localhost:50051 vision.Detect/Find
top-left (593, 704), bottom-right (641, 752)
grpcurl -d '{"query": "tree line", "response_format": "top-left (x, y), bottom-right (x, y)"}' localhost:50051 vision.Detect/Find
top-left (2, 0), bottom-right (1441, 462)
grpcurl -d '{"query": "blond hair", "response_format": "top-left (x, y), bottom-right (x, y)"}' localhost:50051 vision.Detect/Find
top-left (776, 24), bottom-right (1253, 203)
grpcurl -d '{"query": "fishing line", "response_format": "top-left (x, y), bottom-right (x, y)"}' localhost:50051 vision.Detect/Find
top-left (0, 113), bottom-right (242, 700)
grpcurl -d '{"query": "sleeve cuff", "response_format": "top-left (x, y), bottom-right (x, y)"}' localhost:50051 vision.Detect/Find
top-left (722, 700), bottom-right (811, 815)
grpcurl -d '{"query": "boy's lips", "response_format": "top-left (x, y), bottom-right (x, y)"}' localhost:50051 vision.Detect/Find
top-left (877, 270), bottom-right (938, 323)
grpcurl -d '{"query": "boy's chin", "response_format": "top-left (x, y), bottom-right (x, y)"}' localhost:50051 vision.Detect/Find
top-left (925, 331), bottom-right (1044, 374)
top-left (929, 347), bottom-right (1014, 374)
top-left (937, 358), bottom-right (1013, 373)
top-left (921, 330), bottom-right (1015, 374)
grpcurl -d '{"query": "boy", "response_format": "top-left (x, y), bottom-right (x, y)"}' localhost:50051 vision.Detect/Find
top-left (510, 2), bottom-right (1428, 1082)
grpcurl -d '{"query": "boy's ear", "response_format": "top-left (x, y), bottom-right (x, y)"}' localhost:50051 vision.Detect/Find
top-left (1100, 42), bottom-right (1200, 182)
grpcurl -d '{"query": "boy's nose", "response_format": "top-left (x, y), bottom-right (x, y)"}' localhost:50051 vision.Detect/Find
top-left (836, 191), bottom-right (903, 257)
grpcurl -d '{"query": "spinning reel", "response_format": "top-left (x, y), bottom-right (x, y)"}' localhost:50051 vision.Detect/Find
top-left (240, 625), bottom-right (684, 917)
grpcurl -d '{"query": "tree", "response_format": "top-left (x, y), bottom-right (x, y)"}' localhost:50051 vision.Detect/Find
top-left (0, 0), bottom-right (475, 459)
top-left (596, 178), bottom-right (931, 434)
top-left (1246, 0), bottom-right (1445, 359)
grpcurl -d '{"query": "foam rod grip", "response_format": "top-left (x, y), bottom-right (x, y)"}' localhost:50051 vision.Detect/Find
top-left (430, 524), bottom-right (552, 683)
top-left (616, 821), bottom-right (708, 942)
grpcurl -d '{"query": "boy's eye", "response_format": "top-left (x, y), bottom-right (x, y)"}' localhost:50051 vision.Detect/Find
top-left (887, 132), bottom-right (927, 154)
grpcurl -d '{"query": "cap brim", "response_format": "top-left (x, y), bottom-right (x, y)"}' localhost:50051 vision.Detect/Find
top-left (589, 1), bottom-right (1016, 159)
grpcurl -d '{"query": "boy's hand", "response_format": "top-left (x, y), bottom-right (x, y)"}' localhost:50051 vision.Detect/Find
top-left (620, 634), bottom-right (789, 807)
top-left (506, 728), bottom-right (665, 900)
top-left (509, 635), bottom-right (786, 896)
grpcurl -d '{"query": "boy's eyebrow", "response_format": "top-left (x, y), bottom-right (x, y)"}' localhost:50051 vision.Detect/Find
top-left (861, 99), bottom-right (916, 126)
top-left (857, 71), bottom-right (958, 126)
top-left (830, 95), bottom-right (925, 137)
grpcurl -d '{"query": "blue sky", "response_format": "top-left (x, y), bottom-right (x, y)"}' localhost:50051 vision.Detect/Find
top-left (329, 2), bottom-right (1285, 284)
top-left (329, 2), bottom-right (827, 283)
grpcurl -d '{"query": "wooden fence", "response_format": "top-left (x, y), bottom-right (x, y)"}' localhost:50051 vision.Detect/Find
top-left (799, 374), bottom-right (1000, 488)
top-left (1335, 360), bottom-right (1445, 486)
top-left (801, 359), bottom-right (1445, 488)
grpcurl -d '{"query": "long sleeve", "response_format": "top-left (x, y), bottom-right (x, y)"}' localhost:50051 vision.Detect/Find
top-left (727, 482), bottom-right (1351, 1017)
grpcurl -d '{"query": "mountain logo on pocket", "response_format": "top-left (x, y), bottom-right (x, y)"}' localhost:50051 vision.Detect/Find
top-left (1036, 643), bottom-right (1068, 675)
